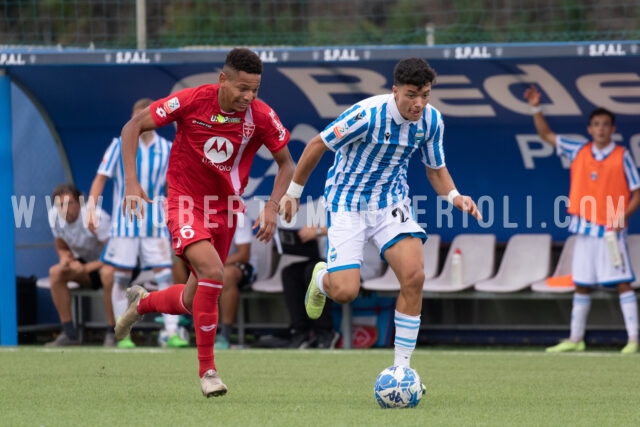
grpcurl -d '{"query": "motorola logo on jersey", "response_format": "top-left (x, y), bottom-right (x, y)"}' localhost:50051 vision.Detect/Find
top-left (204, 137), bottom-right (234, 164)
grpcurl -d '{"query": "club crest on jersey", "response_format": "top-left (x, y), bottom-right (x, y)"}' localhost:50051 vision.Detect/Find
top-left (243, 122), bottom-right (255, 139)
top-left (203, 136), bottom-right (234, 165)
top-left (211, 113), bottom-right (241, 124)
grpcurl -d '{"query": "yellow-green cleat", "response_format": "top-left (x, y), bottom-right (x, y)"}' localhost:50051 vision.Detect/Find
top-left (167, 333), bottom-right (190, 348)
top-left (545, 339), bottom-right (585, 353)
top-left (117, 336), bottom-right (136, 349)
top-left (305, 261), bottom-right (327, 320)
top-left (621, 341), bottom-right (638, 354)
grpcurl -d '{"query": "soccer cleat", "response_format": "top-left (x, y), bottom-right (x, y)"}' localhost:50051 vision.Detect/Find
top-left (545, 339), bottom-right (585, 353)
top-left (214, 335), bottom-right (230, 350)
top-left (167, 333), bottom-right (190, 348)
top-left (45, 332), bottom-right (80, 347)
top-left (315, 330), bottom-right (340, 349)
top-left (305, 262), bottom-right (327, 320)
top-left (200, 369), bottom-right (228, 398)
top-left (115, 285), bottom-right (148, 340)
top-left (117, 336), bottom-right (136, 349)
top-left (421, 383), bottom-right (427, 397)
top-left (621, 341), bottom-right (638, 354)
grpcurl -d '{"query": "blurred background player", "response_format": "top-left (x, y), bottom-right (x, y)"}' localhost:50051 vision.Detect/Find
top-left (524, 85), bottom-right (640, 354)
top-left (88, 98), bottom-right (188, 349)
top-left (115, 48), bottom-right (294, 397)
top-left (215, 211), bottom-right (257, 349)
top-left (280, 57), bottom-right (481, 371)
top-left (45, 183), bottom-right (115, 346)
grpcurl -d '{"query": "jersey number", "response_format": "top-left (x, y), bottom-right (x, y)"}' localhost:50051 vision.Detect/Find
top-left (180, 225), bottom-right (195, 239)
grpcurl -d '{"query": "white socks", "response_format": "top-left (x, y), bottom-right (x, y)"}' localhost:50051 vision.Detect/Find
top-left (569, 293), bottom-right (591, 343)
top-left (619, 290), bottom-right (638, 343)
top-left (112, 271), bottom-right (132, 319)
top-left (315, 267), bottom-right (328, 297)
top-left (393, 310), bottom-right (421, 367)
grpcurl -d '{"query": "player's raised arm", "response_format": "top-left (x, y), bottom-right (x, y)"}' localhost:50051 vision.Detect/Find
top-left (279, 134), bottom-right (329, 223)
top-left (523, 85), bottom-right (557, 146)
top-left (426, 166), bottom-right (482, 221)
top-left (120, 107), bottom-right (156, 217)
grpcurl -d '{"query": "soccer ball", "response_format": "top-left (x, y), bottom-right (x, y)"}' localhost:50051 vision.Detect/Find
top-left (374, 365), bottom-right (425, 408)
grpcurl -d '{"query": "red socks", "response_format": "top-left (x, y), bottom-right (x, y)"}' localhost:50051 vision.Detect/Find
top-left (192, 280), bottom-right (223, 377)
top-left (137, 284), bottom-right (190, 315)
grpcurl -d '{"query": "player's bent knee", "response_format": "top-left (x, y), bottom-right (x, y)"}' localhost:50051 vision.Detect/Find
top-left (331, 286), bottom-right (359, 304)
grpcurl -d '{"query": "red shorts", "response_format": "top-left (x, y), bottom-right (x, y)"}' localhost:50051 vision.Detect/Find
top-left (166, 202), bottom-right (237, 265)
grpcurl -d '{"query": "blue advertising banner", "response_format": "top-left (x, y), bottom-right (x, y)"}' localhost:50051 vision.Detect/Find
top-left (5, 45), bottom-right (640, 245)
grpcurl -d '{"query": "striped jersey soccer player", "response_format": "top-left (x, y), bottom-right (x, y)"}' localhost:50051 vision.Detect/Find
top-left (115, 48), bottom-right (295, 397)
top-left (280, 58), bottom-right (482, 370)
top-left (88, 98), bottom-right (185, 349)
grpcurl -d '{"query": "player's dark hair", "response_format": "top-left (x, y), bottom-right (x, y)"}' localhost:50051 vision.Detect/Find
top-left (52, 183), bottom-right (81, 201)
top-left (589, 107), bottom-right (615, 126)
top-left (225, 48), bottom-right (262, 75)
top-left (394, 58), bottom-right (436, 88)
top-left (133, 98), bottom-right (153, 112)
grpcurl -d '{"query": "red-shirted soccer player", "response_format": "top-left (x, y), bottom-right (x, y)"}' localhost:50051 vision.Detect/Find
top-left (114, 48), bottom-right (295, 397)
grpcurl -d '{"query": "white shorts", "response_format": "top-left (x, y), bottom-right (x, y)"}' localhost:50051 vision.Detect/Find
top-left (101, 236), bottom-right (173, 270)
top-left (326, 198), bottom-right (427, 273)
top-left (572, 232), bottom-right (635, 287)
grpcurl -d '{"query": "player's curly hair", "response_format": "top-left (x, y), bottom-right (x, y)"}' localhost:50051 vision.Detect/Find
top-left (393, 58), bottom-right (436, 88)
top-left (225, 48), bottom-right (262, 75)
top-left (52, 183), bottom-right (81, 201)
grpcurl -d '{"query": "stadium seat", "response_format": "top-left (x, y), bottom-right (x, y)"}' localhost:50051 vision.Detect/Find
top-left (250, 254), bottom-right (309, 293)
top-left (531, 235), bottom-right (576, 294)
top-left (474, 234), bottom-right (552, 293)
top-left (361, 234), bottom-right (441, 293)
top-left (236, 250), bottom-right (309, 345)
top-left (423, 234), bottom-right (496, 293)
top-left (627, 234), bottom-right (640, 289)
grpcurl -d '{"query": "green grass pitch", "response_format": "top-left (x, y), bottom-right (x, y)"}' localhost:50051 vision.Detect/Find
top-left (1, 347), bottom-right (639, 426)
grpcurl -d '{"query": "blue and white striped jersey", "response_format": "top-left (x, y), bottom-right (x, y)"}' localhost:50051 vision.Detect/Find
top-left (98, 132), bottom-right (172, 238)
top-left (320, 94), bottom-right (445, 212)
top-left (557, 135), bottom-right (640, 237)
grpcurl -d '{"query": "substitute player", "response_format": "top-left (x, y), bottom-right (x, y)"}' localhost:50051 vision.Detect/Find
top-left (280, 57), bottom-right (481, 371)
top-left (115, 48), bottom-right (294, 397)
top-left (524, 85), bottom-right (640, 354)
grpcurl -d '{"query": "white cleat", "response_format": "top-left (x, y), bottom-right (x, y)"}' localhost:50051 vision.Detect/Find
top-left (200, 369), bottom-right (228, 398)
top-left (114, 285), bottom-right (147, 340)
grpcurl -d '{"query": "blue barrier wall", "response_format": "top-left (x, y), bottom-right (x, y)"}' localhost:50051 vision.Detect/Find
top-left (4, 43), bottom-right (640, 279)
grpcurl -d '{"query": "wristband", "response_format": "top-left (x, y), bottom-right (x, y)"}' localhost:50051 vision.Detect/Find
top-left (531, 105), bottom-right (542, 114)
top-left (447, 189), bottom-right (461, 205)
top-left (286, 181), bottom-right (304, 198)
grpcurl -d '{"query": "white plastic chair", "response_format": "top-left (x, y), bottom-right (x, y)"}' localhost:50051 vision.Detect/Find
top-left (250, 254), bottom-right (309, 293)
top-left (423, 234), bottom-right (496, 293)
top-left (626, 234), bottom-right (640, 289)
top-left (531, 235), bottom-right (576, 293)
top-left (361, 234), bottom-right (441, 293)
top-left (475, 234), bottom-right (552, 293)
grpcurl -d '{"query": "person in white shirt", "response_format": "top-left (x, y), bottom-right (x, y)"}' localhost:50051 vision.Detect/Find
top-left (45, 183), bottom-right (114, 346)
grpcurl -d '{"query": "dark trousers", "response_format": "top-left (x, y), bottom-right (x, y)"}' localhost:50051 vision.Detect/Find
top-left (282, 259), bottom-right (333, 333)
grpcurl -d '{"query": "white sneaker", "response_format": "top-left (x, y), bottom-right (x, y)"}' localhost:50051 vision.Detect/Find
top-left (114, 285), bottom-right (147, 340)
top-left (200, 369), bottom-right (228, 398)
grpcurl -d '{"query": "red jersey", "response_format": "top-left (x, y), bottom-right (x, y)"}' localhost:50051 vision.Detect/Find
top-left (149, 84), bottom-right (290, 211)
